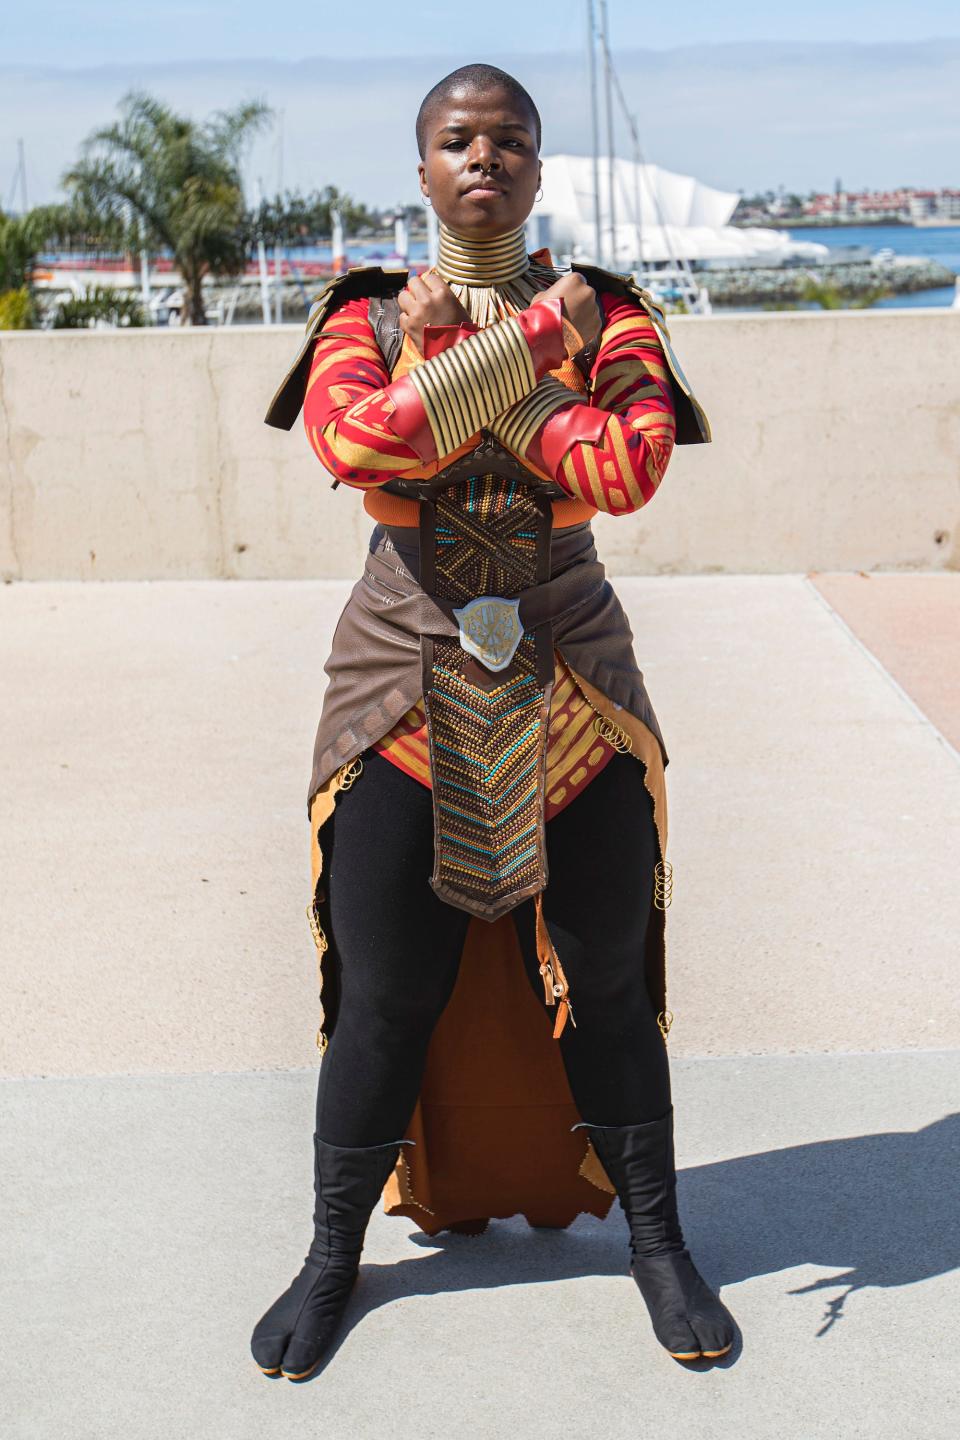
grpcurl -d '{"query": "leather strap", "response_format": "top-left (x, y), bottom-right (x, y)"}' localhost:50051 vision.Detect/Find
top-left (417, 467), bottom-right (556, 921)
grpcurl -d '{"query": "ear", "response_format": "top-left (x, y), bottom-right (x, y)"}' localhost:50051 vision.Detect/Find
top-left (417, 161), bottom-right (429, 200)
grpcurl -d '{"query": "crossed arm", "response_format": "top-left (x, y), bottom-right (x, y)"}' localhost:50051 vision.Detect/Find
top-left (302, 290), bottom-right (677, 514)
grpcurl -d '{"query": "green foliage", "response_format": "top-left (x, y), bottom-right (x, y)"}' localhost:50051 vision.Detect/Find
top-left (63, 91), bottom-right (271, 325)
top-left (0, 205), bottom-right (66, 292)
top-left (0, 213), bottom-right (37, 292)
top-left (248, 186), bottom-right (374, 246)
top-left (51, 285), bottom-right (145, 329)
top-left (801, 278), bottom-right (845, 309)
top-left (800, 276), bottom-right (893, 309)
top-left (0, 287), bottom-right (34, 329)
top-left (848, 284), bottom-right (893, 310)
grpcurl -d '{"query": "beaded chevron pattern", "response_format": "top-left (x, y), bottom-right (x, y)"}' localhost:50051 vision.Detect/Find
top-left (426, 475), bottom-right (550, 916)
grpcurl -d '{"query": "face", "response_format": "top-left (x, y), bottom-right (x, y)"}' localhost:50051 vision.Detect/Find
top-left (418, 84), bottom-right (541, 238)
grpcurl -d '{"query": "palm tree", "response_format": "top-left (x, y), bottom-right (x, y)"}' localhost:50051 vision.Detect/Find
top-left (64, 92), bottom-right (271, 325)
top-left (1, 208), bottom-right (49, 293)
top-left (0, 204), bottom-right (70, 327)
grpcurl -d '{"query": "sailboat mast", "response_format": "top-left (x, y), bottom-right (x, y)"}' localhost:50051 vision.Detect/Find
top-left (585, 0), bottom-right (602, 264)
top-left (17, 139), bottom-right (28, 213)
top-left (274, 110), bottom-right (285, 324)
top-left (599, 0), bottom-right (617, 268)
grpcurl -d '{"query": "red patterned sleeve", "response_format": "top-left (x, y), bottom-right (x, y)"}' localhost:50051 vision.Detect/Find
top-left (302, 294), bottom-right (567, 488)
top-left (521, 291), bottom-right (678, 513)
top-left (302, 297), bottom-right (427, 489)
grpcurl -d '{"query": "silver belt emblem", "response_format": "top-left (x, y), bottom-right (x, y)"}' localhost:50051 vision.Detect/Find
top-left (452, 596), bottom-right (523, 673)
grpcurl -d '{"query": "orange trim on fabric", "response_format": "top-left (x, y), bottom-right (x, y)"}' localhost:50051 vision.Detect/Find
top-left (363, 490), bottom-right (597, 529)
top-left (565, 668), bottom-right (669, 861)
top-left (535, 891), bottom-right (574, 1039)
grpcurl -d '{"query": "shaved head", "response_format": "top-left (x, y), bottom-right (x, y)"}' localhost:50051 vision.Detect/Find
top-left (416, 64), bottom-right (541, 159)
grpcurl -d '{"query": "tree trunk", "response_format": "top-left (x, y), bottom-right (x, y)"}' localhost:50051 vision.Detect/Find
top-left (182, 262), bottom-right (207, 326)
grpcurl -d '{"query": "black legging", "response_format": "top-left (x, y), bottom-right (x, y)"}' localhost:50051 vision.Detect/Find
top-left (314, 749), bottom-right (671, 1146)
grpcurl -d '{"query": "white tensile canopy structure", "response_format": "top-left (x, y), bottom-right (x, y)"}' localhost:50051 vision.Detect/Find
top-left (539, 154), bottom-right (828, 268)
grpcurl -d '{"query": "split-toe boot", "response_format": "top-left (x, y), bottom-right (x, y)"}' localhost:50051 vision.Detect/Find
top-left (585, 1107), bottom-right (736, 1363)
top-left (251, 1134), bottom-right (408, 1381)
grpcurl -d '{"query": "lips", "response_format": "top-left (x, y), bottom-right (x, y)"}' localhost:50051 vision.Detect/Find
top-left (463, 180), bottom-right (506, 197)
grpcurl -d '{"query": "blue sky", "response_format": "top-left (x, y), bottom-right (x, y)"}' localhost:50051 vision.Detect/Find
top-left (3, 7), bottom-right (959, 204)
top-left (7, 0), bottom-right (960, 65)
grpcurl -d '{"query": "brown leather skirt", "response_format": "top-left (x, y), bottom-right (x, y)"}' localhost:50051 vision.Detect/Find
top-left (305, 522), bottom-right (674, 1235)
top-left (308, 521), bottom-right (668, 810)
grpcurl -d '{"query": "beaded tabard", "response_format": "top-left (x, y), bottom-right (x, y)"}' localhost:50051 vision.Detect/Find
top-left (420, 468), bottom-right (556, 921)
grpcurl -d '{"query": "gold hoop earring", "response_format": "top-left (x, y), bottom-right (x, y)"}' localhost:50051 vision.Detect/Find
top-left (535, 186), bottom-right (543, 203)
top-left (421, 195), bottom-right (432, 207)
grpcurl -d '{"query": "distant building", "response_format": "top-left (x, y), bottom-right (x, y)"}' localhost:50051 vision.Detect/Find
top-left (802, 186), bottom-right (960, 224)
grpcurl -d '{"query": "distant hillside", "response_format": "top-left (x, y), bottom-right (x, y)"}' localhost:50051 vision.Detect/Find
top-left (2, 40), bottom-right (958, 207)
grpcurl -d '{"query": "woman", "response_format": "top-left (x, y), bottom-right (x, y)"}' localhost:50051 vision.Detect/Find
top-left (252, 63), bottom-right (736, 1380)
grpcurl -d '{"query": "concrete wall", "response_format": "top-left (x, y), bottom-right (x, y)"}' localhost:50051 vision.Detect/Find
top-left (1, 309), bottom-right (958, 580)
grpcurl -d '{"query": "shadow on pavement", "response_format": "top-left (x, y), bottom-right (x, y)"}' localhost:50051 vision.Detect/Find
top-left (343, 1113), bottom-right (960, 1344)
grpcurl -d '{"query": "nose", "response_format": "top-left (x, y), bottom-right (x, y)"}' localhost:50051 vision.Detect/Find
top-left (467, 136), bottom-right (501, 173)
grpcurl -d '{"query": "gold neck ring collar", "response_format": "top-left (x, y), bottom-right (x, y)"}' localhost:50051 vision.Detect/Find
top-left (435, 224), bottom-right (530, 286)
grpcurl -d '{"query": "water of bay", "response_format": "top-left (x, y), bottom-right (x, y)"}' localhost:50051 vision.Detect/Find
top-left (784, 224), bottom-right (959, 309)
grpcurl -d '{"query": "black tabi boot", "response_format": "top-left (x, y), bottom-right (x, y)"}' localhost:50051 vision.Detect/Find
top-left (251, 1134), bottom-right (408, 1381)
top-left (584, 1108), bottom-right (736, 1362)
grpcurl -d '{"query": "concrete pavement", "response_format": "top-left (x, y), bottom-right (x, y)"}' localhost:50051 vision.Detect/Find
top-left (3, 1053), bottom-right (958, 1440)
top-left (1, 572), bottom-right (958, 1438)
